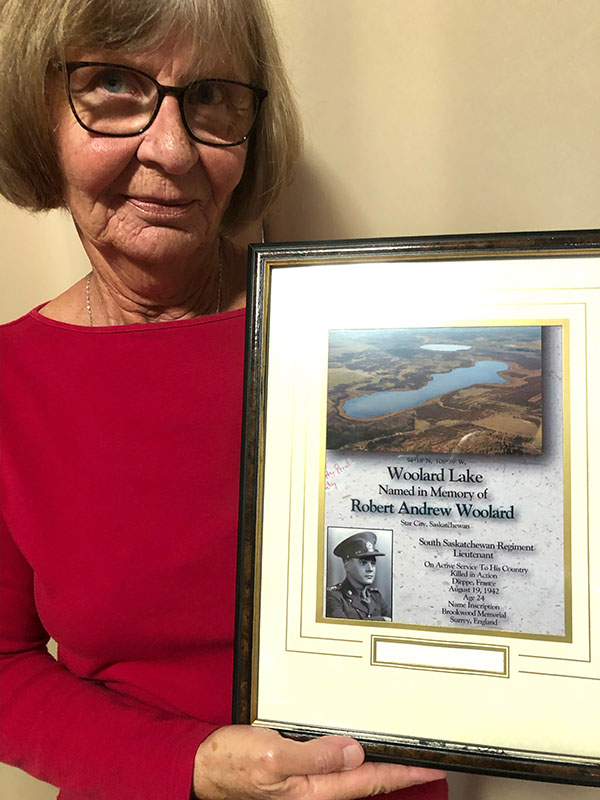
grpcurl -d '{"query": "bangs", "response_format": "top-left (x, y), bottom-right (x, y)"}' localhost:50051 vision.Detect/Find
top-left (55, 0), bottom-right (258, 81)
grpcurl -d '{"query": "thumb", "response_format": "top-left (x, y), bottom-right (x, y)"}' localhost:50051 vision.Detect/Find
top-left (274, 735), bottom-right (365, 779)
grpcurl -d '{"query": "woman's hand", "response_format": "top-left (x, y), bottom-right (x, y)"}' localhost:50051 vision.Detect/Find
top-left (193, 725), bottom-right (445, 799)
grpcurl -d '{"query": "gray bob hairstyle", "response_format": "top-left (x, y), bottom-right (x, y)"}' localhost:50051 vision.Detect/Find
top-left (0, 0), bottom-right (302, 234)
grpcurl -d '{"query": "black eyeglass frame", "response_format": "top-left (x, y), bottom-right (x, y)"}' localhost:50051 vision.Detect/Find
top-left (58, 61), bottom-right (268, 148)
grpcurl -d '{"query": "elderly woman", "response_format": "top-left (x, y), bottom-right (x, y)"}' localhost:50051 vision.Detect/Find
top-left (0, 0), bottom-right (447, 798)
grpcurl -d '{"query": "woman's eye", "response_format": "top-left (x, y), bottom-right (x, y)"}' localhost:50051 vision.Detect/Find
top-left (95, 69), bottom-right (137, 94)
top-left (99, 70), bottom-right (127, 93)
top-left (189, 82), bottom-right (224, 105)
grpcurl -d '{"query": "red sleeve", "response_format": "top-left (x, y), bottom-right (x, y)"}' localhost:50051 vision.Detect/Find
top-left (0, 513), bottom-right (216, 800)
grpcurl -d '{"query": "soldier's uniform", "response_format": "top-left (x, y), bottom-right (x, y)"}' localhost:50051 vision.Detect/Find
top-left (325, 531), bottom-right (391, 621)
top-left (326, 578), bottom-right (390, 620)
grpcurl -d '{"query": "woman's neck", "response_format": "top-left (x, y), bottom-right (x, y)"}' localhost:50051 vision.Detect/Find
top-left (39, 237), bottom-right (246, 326)
top-left (84, 239), bottom-right (222, 325)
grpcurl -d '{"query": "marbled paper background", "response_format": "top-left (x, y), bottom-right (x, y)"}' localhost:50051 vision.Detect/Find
top-left (323, 326), bottom-right (566, 637)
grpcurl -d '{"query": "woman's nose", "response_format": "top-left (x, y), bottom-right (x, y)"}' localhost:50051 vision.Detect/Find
top-left (135, 96), bottom-right (200, 174)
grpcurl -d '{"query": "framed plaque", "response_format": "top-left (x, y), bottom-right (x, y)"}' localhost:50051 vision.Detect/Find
top-left (233, 230), bottom-right (600, 784)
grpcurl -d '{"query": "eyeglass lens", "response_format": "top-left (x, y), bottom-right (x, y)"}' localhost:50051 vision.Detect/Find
top-left (68, 64), bottom-right (260, 145)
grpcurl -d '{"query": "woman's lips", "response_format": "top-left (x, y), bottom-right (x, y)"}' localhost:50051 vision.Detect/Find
top-left (126, 196), bottom-right (197, 216)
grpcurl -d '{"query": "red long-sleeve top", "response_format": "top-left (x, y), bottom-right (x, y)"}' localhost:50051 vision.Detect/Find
top-left (0, 307), bottom-right (447, 800)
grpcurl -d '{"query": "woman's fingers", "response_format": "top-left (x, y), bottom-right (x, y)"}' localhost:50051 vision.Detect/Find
top-left (193, 728), bottom-right (363, 798)
top-left (305, 760), bottom-right (447, 800)
top-left (268, 734), bottom-right (365, 779)
top-left (193, 725), bottom-right (446, 800)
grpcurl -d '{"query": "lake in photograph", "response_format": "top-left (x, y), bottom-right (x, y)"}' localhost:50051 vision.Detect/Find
top-left (343, 359), bottom-right (509, 418)
top-left (326, 325), bottom-right (543, 455)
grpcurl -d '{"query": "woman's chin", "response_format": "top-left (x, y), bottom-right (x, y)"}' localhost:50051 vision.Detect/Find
top-left (101, 225), bottom-right (214, 268)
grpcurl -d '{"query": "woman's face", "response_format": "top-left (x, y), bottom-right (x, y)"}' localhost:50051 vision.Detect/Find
top-left (52, 35), bottom-right (249, 269)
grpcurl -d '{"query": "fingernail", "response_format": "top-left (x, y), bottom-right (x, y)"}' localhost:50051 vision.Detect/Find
top-left (342, 743), bottom-right (363, 770)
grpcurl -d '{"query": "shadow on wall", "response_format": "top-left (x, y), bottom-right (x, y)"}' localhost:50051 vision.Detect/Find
top-left (265, 150), bottom-right (367, 243)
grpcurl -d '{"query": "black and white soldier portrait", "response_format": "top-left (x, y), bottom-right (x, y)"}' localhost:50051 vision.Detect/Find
top-left (325, 528), bottom-right (392, 621)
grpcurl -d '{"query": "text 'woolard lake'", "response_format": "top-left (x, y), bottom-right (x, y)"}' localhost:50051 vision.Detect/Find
top-left (343, 357), bottom-right (510, 419)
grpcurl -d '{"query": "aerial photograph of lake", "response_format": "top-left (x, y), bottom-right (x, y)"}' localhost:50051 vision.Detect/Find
top-left (326, 326), bottom-right (543, 456)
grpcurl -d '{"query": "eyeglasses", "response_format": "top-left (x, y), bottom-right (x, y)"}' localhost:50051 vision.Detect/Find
top-left (59, 61), bottom-right (268, 147)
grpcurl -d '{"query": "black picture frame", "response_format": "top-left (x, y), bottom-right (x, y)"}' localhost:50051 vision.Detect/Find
top-left (233, 230), bottom-right (600, 786)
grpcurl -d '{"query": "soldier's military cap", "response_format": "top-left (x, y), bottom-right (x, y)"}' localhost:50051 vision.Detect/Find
top-left (333, 531), bottom-right (385, 560)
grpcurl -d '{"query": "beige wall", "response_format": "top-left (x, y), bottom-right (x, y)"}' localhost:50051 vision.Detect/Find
top-left (0, 204), bottom-right (88, 323)
top-left (267, 0), bottom-right (599, 242)
top-left (1, 1), bottom-right (598, 798)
